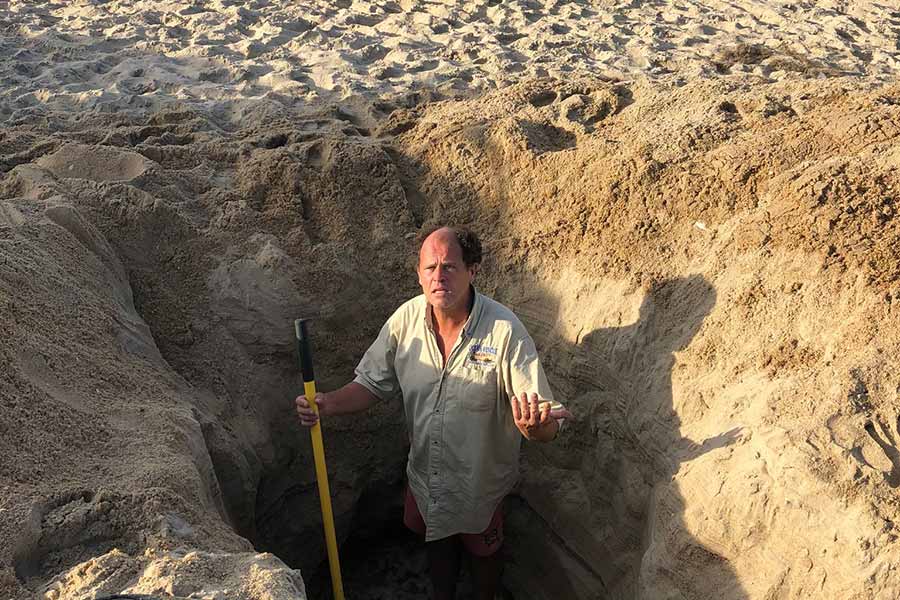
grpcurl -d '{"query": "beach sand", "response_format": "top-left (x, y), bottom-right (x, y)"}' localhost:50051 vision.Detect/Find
top-left (3, 0), bottom-right (899, 128)
top-left (1, 2), bottom-right (900, 599)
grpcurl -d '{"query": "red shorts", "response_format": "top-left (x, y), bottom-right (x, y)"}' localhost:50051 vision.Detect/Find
top-left (402, 486), bottom-right (504, 557)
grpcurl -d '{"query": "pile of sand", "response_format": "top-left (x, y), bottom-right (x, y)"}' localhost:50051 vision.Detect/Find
top-left (2, 1), bottom-right (900, 599)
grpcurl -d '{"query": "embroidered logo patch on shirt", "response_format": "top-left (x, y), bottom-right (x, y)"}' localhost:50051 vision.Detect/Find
top-left (466, 344), bottom-right (497, 368)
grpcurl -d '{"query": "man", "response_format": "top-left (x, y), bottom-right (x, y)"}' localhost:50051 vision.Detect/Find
top-left (295, 225), bottom-right (571, 599)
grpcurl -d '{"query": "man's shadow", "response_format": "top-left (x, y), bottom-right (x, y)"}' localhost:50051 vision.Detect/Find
top-left (502, 274), bottom-right (747, 599)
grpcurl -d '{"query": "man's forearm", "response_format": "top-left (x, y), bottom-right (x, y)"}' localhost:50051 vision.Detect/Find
top-left (320, 382), bottom-right (380, 417)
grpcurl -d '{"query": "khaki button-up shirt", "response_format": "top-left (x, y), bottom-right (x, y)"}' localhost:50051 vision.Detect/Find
top-left (353, 288), bottom-right (563, 541)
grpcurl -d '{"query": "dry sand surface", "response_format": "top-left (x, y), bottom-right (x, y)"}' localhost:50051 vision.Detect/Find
top-left (3, 0), bottom-right (900, 126)
top-left (1, 1), bottom-right (900, 600)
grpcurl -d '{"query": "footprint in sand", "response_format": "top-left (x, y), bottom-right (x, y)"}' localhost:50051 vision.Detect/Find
top-left (864, 419), bottom-right (900, 488)
top-left (410, 59), bottom-right (440, 73)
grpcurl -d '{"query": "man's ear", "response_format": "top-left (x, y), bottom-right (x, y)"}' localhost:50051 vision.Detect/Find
top-left (469, 263), bottom-right (480, 278)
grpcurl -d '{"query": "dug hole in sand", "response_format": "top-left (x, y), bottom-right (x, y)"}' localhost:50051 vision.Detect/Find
top-left (2, 75), bottom-right (899, 600)
top-left (1, 1), bottom-right (900, 598)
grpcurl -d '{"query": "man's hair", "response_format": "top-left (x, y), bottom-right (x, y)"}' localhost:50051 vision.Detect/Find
top-left (416, 225), bottom-right (483, 267)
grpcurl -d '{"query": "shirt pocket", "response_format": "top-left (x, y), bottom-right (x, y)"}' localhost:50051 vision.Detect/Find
top-left (456, 365), bottom-right (498, 412)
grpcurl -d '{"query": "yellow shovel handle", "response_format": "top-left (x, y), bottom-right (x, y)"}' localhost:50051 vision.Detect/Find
top-left (295, 320), bottom-right (345, 600)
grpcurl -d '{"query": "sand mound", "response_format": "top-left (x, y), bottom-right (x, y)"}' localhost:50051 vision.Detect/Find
top-left (2, 73), bottom-right (899, 599)
top-left (45, 549), bottom-right (305, 600)
top-left (36, 144), bottom-right (154, 183)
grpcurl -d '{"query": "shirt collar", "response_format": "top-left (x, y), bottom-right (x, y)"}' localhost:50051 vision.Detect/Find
top-left (464, 285), bottom-right (483, 336)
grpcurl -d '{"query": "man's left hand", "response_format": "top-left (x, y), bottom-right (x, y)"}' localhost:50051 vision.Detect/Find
top-left (511, 392), bottom-right (573, 442)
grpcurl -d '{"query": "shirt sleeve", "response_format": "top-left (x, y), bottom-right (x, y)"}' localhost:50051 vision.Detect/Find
top-left (353, 318), bottom-right (400, 401)
top-left (505, 333), bottom-right (565, 412)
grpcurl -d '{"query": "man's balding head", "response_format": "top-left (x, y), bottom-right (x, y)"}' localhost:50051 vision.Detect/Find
top-left (416, 225), bottom-right (481, 313)
top-left (416, 225), bottom-right (483, 268)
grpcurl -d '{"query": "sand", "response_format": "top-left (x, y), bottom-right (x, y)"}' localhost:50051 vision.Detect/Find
top-left (3, 0), bottom-right (899, 128)
top-left (1, 1), bottom-right (900, 599)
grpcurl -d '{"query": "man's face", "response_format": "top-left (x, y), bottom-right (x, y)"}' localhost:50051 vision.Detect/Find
top-left (417, 229), bottom-right (477, 312)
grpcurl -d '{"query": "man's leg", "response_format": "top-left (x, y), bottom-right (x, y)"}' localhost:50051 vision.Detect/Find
top-left (404, 486), bottom-right (461, 599)
top-left (461, 501), bottom-right (505, 600)
top-left (426, 536), bottom-right (461, 600)
top-left (469, 550), bottom-right (502, 600)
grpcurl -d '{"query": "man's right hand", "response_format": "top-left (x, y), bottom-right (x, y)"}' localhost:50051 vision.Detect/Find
top-left (295, 393), bottom-right (327, 427)
top-left (293, 383), bottom-right (380, 426)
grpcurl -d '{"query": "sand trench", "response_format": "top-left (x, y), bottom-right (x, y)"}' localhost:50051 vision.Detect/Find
top-left (1, 74), bottom-right (899, 599)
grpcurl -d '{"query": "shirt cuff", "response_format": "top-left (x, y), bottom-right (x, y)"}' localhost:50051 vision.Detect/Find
top-left (352, 373), bottom-right (389, 402)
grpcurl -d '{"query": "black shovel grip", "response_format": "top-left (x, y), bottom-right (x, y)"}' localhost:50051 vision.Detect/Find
top-left (294, 319), bottom-right (316, 383)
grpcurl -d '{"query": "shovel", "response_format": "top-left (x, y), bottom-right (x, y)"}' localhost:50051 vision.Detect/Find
top-left (295, 319), bottom-right (345, 600)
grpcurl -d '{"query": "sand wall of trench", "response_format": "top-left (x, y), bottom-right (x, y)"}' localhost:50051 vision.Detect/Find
top-left (389, 77), bottom-right (900, 599)
top-left (1, 76), bottom-right (899, 599)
